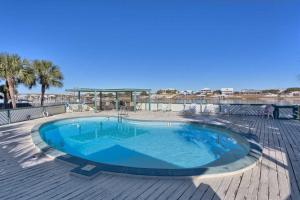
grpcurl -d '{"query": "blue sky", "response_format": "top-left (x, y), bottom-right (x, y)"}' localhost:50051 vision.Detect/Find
top-left (0, 0), bottom-right (299, 93)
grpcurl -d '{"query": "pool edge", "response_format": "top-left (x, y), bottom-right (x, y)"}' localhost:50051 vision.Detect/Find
top-left (30, 115), bottom-right (262, 179)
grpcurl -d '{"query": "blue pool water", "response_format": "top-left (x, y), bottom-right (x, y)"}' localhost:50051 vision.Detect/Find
top-left (40, 117), bottom-right (249, 169)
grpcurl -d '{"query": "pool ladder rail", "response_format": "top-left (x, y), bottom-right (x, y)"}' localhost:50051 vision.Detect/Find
top-left (117, 115), bottom-right (123, 123)
top-left (117, 105), bottom-right (129, 122)
top-left (119, 106), bottom-right (128, 115)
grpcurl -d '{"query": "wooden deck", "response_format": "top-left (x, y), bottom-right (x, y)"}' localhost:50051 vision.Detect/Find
top-left (1, 112), bottom-right (300, 200)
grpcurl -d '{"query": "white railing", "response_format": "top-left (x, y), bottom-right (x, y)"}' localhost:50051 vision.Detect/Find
top-left (137, 103), bottom-right (298, 119)
top-left (0, 104), bottom-right (66, 125)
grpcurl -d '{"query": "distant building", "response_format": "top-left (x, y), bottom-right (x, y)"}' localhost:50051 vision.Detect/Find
top-left (221, 88), bottom-right (234, 96)
top-left (17, 93), bottom-right (75, 104)
top-left (200, 88), bottom-right (212, 95)
top-left (282, 88), bottom-right (300, 96)
top-left (179, 90), bottom-right (194, 95)
top-left (286, 91), bottom-right (300, 97)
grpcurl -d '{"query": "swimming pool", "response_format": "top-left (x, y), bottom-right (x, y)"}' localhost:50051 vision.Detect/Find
top-left (36, 117), bottom-right (260, 176)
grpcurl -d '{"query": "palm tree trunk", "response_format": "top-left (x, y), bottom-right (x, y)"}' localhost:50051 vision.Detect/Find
top-left (3, 91), bottom-right (8, 109)
top-left (7, 77), bottom-right (16, 109)
top-left (41, 85), bottom-right (46, 106)
top-left (4, 80), bottom-right (10, 109)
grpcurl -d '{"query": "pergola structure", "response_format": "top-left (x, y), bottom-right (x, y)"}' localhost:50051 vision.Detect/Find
top-left (65, 88), bottom-right (151, 112)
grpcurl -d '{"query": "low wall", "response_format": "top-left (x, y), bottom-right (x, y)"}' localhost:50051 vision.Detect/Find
top-left (66, 104), bottom-right (94, 112)
top-left (138, 103), bottom-right (220, 114)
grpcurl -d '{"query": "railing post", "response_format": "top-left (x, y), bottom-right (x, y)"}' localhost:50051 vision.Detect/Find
top-left (133, 92), bottom-right (137, 112)
top-left (199, 103), bottom-right (202, 113)
top-left (115, 92), bottom-right (119, 111)
top-left (7, 109), bottom-right (11, 124)
top-left (148, 92), bottom-right (151, 111)
top-left (94, 90), bottom-right (97, 112)
top-left (293, 106), bottom-right (298, 120)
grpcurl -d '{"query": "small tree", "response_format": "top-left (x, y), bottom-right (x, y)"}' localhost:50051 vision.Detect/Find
top-left (156, 90), bottom-right (163, 94)
top-left (213, 90), bottom-right (222, 95)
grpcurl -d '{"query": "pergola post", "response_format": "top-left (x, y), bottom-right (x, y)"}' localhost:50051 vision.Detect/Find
top-left (130, 92), bottom-right (133, 102)
top-left (100, 92), bottom-right (103, 111)
top-left (94, 90), bottom-right (97, 112)
top-left (148, 91), bottom-right (151, 111)
top-left (78, 91), bottom-right (81, 103)
top-left (115, 92), bottom-right (119, 110)
top-left (133, 92), bottom-right (137, 112)
top-left (130, 91), bottom-right (133, 111)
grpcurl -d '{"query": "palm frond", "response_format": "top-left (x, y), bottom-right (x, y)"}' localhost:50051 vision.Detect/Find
top-left (32, 59), bottom-right (64, 89)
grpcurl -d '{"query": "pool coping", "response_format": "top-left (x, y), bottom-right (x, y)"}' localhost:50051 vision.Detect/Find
top-left (30, 115), bottom-right (262, 179)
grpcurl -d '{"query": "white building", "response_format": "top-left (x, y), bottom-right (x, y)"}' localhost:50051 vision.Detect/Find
top-left (287, 91), bottom-right (300, 97)
top-left (200, 88), bottom-right (213, 95)
top-left (221, 88), bottom-right (234, 96)
top-left (179, 90), bottom-right (194, 95)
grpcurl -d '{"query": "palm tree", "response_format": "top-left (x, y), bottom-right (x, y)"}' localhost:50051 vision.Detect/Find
top-left (32, 60), bottom-right (63, 106)
top-left (0, 56), bottom-right (11, 108)
top-left (0, 53), bottom-right (35, 108)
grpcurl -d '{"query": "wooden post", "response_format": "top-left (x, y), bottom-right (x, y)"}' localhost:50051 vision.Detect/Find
top-left (130, 91), bottom-right (133, 111)
top-left (7, 109), bottom-right (11, 124)
top-left (293, 106), bottom-right (297, 119)
top-left (148, 91), bottom-right (151, 111)
top-left (100, 92), bottom-right (103, 111)
top-left (78, 91), bottom-right (81, 103)
top-left (116, 92), bottom-right (119, 111)
top-left (133, 92), bottom-right (137, 112)
top-left (94, 90), bottom-right (97, 112)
